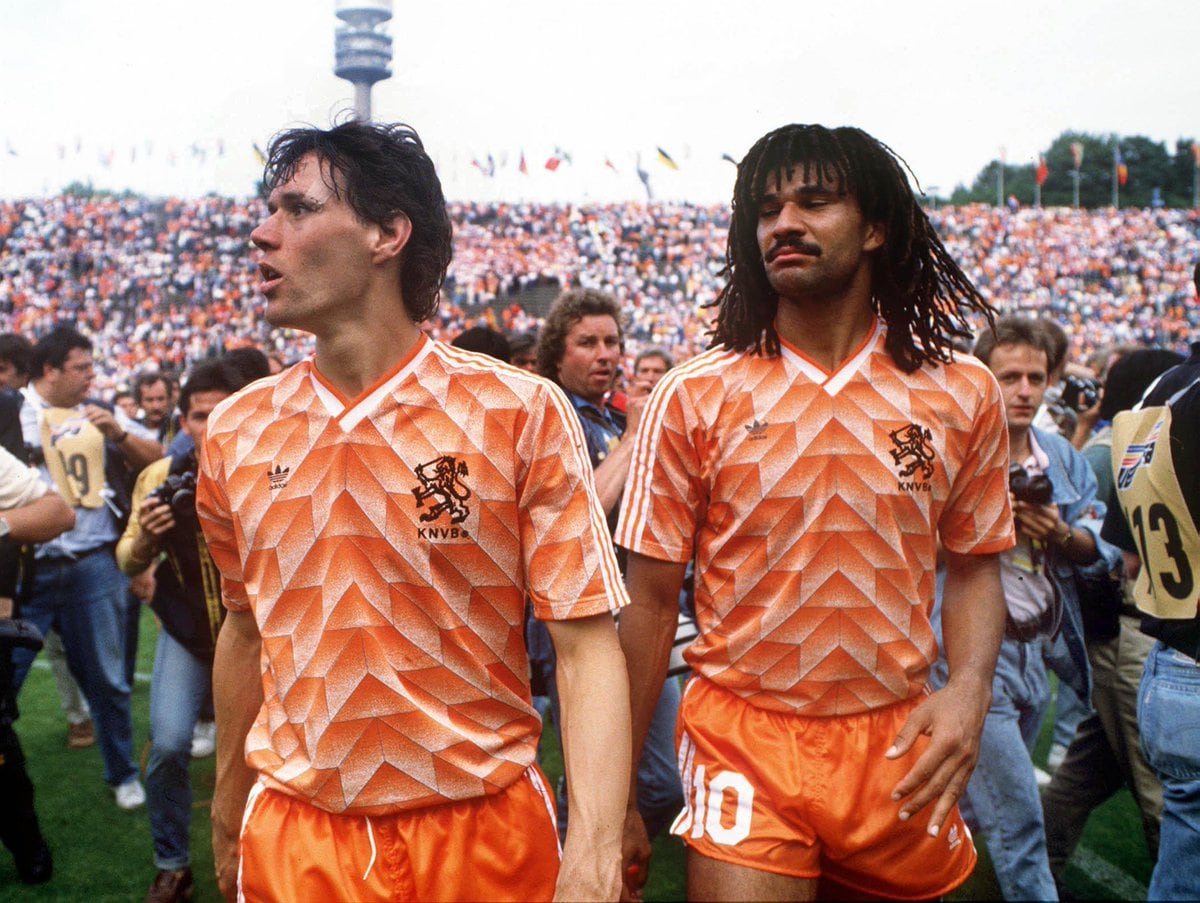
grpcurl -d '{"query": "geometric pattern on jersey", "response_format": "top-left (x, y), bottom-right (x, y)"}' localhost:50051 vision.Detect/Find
top-left (197, 335), bottom-right (626, 815)
top-left (617, 319), bottom-right (1014, 716)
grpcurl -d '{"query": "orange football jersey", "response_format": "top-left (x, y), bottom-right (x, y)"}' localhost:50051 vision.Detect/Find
top-left (617, 319), bottom-right (1014, 715)
top-left (197, 335), bottom-right (626, 815)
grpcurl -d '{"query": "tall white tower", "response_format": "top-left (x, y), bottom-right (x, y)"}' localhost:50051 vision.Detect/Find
top-left (334, 1), bottom-right (394, 121)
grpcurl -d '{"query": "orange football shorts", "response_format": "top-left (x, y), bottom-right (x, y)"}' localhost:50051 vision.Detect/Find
top-left (237, 766), bottom-right (561, 902)
top-left (672, 678), bottom-right (977, 900)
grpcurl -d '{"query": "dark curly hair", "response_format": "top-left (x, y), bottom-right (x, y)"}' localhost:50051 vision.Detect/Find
top-left (263, 120), bottom-right (453, 324)
top-left (712, 124), bottom-right (994, 372)
top-left (536, 289), bottom-right (623, 383)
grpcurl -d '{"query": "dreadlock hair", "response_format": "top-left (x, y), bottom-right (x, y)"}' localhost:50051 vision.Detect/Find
top-left (263, 120), bottom-right (453, 324)
top-left (711, 124), bottom-right (995, 372)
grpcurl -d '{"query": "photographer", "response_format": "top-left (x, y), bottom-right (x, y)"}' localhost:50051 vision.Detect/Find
top-left (116, 359), bottom-right (246, 903)
top-left (0, 443), bottom-right (75, 884)
top-left (931, 317), bottom-right (1121, 901)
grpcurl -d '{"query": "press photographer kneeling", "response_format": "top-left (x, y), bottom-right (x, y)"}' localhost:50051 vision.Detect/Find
top-left (115, 359), bottom-right (250, 903)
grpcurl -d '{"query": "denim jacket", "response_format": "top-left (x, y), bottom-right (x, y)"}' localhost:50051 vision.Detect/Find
top-left (935, 425), bottom-right (1122, 700)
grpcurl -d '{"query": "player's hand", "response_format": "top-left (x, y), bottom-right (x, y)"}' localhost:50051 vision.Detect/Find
top-left (1012, 500), bottom-right (1062, 544)
top-left (620, 806), bottom-right (651, 901)
top-left (553, 846), bottom-right (621, 902)
top-left (885, 675), bottom-right (991, 837)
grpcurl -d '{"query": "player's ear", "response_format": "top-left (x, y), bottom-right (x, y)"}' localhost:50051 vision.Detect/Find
top-left (863, 220), bottom-right (885, 253)
top-left (372, 212), bottom-right (413, 265)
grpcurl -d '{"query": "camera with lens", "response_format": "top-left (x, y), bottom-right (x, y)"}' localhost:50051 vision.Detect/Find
top-left (149, 451), bottom-right (198, 522)
top-left (1009, 463), bottom-right (1054, 506)
top-left (1060, 374), bottom-right (1101, 413)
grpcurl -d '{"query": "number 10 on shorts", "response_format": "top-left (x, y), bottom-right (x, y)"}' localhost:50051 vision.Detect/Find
top-left (672, 731), bottom-right (755, 845)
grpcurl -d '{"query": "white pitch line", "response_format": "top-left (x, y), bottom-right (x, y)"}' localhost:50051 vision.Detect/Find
top-left (1069, 844), bottom-right (1149, 901)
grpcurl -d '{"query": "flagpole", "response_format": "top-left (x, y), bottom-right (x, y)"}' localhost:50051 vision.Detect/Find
top-left (1070, 142), bottom-right (1083, 210)
top-left (1112, 148), bottom-right (1119, 208)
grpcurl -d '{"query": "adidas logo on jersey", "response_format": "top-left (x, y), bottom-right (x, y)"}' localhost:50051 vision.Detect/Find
top-left (268, 463), bottom-right (290, 491)
top-left (744, 419), bottom-right (768, 439)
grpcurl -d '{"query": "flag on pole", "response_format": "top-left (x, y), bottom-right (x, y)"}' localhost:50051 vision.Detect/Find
top-left (1070, 142), bottom-right (1084, 170)
top-left (721, 153), bottom-right (738, 165)
top-left (544, 154), bottom-right (561, 172)
top-left (656, 146), bottom-right (680, 170)
top-left (252, 143), bottom-right (268, 166)
top-left (518, 149), bottom-right (528, 175)
top-left (1114, 147), bottom-right (1128, 186)
top-left (604, 157), bottom-right (618, 174)
top-left (1036, 155), bottom-right (1049, 186)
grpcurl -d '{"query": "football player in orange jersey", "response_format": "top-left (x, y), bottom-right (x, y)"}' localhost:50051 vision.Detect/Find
top-left (199, 121), bottom-right (631, 903)
top-left (616, 124), bottom-right (1013, 901)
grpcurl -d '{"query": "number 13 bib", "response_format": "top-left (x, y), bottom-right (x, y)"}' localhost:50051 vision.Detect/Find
top-left (1112, 391), bottom-right (1200, 620)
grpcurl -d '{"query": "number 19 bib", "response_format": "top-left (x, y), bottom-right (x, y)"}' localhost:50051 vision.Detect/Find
top-left (39, 407), bottom-right (106, 509)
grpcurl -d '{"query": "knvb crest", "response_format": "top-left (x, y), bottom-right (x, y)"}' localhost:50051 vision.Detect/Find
top-left (1116, 417), bottom-right (1163, 490)
top-left (411, 455), bottom-right (472, 534)
top-left (889, 423), bottom-right (935, 491)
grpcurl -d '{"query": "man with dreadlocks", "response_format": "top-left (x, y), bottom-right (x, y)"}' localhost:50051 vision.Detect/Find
top-left (615, 123), bottom-right (1015, 900)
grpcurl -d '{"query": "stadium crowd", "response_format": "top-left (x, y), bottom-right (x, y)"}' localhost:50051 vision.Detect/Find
top-left (3, 196), bottom-right (1197, 392)
top-left (2, 163), bottom-right (1200, 902)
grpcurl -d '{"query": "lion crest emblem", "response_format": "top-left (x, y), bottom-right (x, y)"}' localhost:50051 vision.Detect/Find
top-left (888, 423), bottom-right (935, 479)
top-left (411, 455), bottom-right (472, 524)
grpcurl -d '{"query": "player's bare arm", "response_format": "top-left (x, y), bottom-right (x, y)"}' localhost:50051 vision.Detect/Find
top-left (888, 550), bottom-right (1004, 836)
top-left (1, 491), bottom-right (74, 543)
top-left (547, 611), bottom-right (632, 902)
top-left (212, 607), bottom-right (264, 902)
top-left (616, 552), bottom-right (688, 900)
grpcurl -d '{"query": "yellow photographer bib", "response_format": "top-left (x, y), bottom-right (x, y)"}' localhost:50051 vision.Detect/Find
top-left (39, 407), bottom-right (106, 509)
top-left (1112, 392), bottom-right (1200, 620)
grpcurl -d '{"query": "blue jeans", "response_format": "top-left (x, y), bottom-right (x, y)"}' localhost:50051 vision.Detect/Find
top-left (11, 550), bottom-right (138, 787)
top-left (1044, 630), bottom-right (1091, 749)
top-left (146, 629), bottom-right (210, 870)
top-left (938, 635), bottom-right (1058, 901)
top-left (1139, 641), bottom-right (1200, 901)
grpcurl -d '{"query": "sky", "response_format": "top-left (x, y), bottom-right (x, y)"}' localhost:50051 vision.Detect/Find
top-left (1, 0), bottom-right (1196, 204)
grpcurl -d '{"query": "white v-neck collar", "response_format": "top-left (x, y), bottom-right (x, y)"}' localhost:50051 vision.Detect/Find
top-left (778, 318), bottom-right (884, 395)
top-left (306, 334), bottom-right (433, 432)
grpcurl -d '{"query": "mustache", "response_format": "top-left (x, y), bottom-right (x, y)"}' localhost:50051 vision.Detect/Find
top-left (765, 237), bottom-right (822, 263)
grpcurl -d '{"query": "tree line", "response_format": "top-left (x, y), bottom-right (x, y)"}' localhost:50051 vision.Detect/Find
top-left (949, 131), bottom-right (1199, 209)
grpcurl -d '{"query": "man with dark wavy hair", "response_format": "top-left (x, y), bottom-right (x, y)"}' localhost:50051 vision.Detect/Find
top-left (199, 121), bottom-right (630, 902)
top-left (617, 123), bottom-right (1013, 901)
